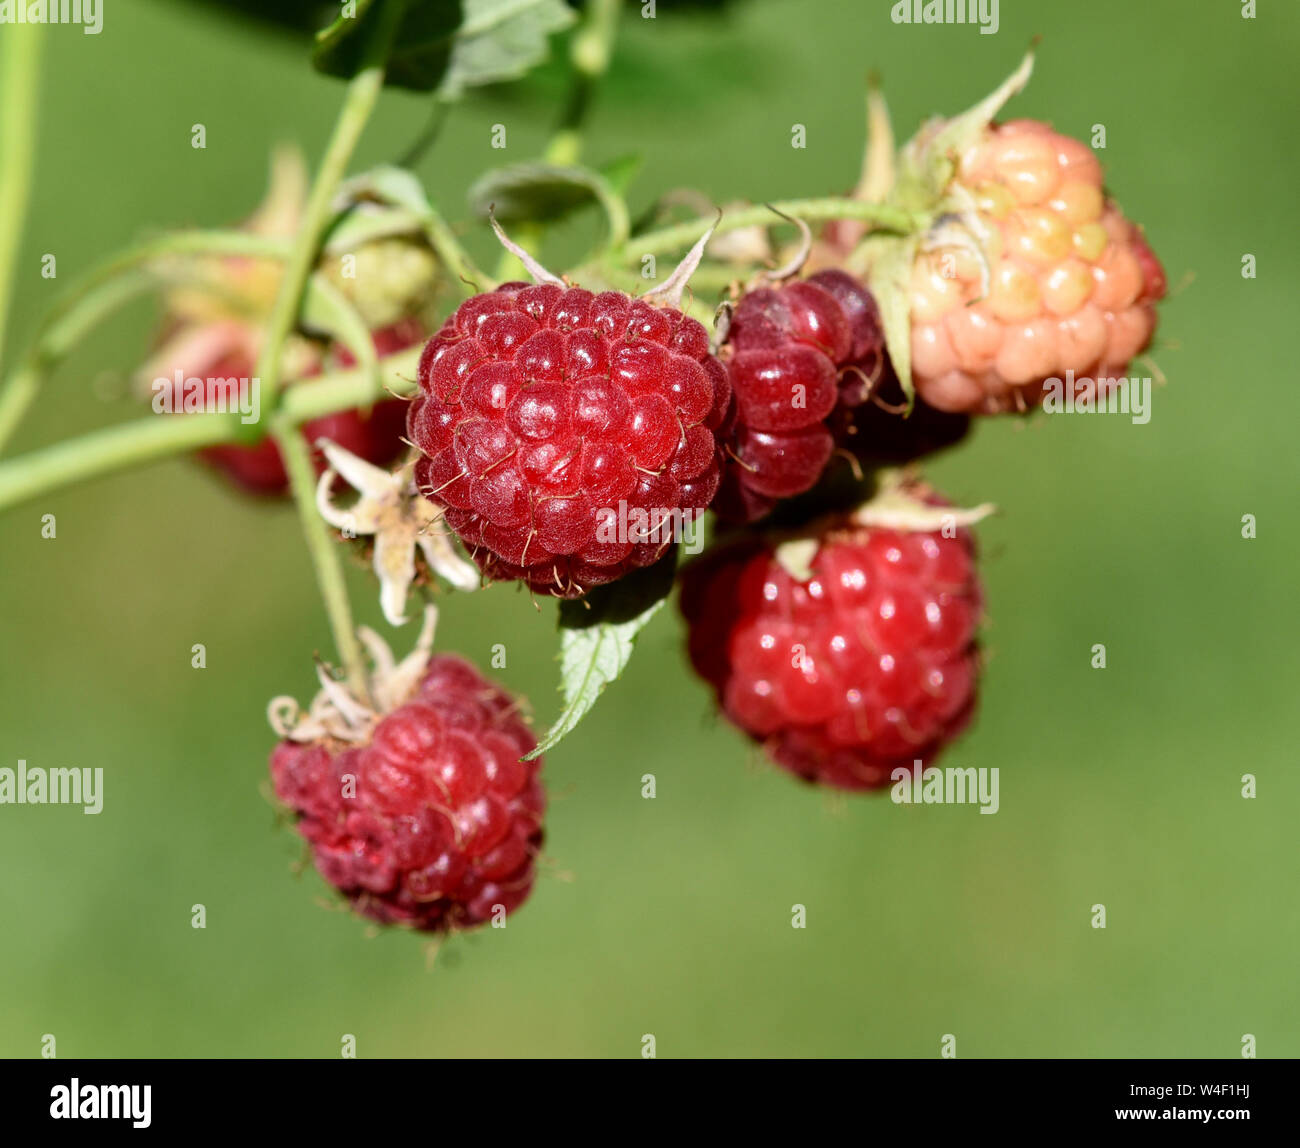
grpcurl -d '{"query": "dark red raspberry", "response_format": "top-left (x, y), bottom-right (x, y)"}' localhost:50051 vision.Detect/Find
top-left (831, 364), bottom-right (972, 466)
top-left (679, 497), bottom-right (982, 790)
top-left (271, 654), bottom-right (545, 932)
top-left (200, 319), bottom-right (424, 495)
top-left (408, 283), bottom-right (730, 598)
top-left (715, 270), bottom-right (886, 523)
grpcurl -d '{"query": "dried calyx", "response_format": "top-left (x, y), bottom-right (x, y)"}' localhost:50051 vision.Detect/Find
top-left (267, 606), bottom-right (439, 746)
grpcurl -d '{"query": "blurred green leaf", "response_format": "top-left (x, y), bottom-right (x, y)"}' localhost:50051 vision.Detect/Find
top-left (313, 0), bottom-right (574, 95)
top-left (442, 0), bottom-right (576, 98)
top-left (467, 161), bottom-right (629, 245)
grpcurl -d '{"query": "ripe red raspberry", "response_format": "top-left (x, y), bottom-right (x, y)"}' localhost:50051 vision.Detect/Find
top-left (198, 319), bottom-right (424, 495)
top-left (680, 492), bottom-right (983, 790)
top-left (271, 652), bottom-right (545, 932)
top-left (408, 282), bottom-right (730, 597)
top-left (715, 269), bottom-right (899, 522)
top-left (909, 119), bottom-right (1166, 414)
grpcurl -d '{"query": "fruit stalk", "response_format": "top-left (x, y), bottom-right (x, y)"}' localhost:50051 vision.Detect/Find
top-left (546, 0), bottom-right (621, 167)
top-left (251, 64), bottom-right (385, 436)
top-left (0, 198), bottom-right (923, 512)
top-left (273, 421), bottom-right (370, 701)
top-left (0, 345), bottom-right (420, 512)
top-left (621, 197), bottom-right (925, 260)
top-left (0, 21), bottom-right (44, 377)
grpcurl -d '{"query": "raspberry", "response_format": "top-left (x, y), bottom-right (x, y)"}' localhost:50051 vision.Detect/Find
top-left (714, 269), bottom-right (888, 523)
top-left (908, 119), bottom-right (1166, 414)
top-left (831, 363), bottom-right (972, 466)
top-left (271, 652), bottom-right (545, 932)
top-left (408, 282), bottom-right (730, 598)
top-left (197, 319), bottom-right (423, 495)
top-left (679, 489), bottom-right (983, 790)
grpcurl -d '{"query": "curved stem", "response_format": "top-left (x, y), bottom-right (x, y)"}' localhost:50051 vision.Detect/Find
top-left (545, 0), bottom-right (621, 167)
top-left (0, 21), bottom-right (45, 373)
top-left (0, 270), bottom-right (154, 451)
top-left (621, 197), bottom-right (925, 260)
top-left (423, 203), bottom-right (491, 297)
top-left (0, 231), bottom-right (290, 453)
top-left (397, 100), bottom-right (449, 169)
top-left (0, 407), bottom-right (243, 509)
top-left (0, 346), bottom-right (421, 513)
top-left (274, 422), bottom-right (369, 698)
top-left (252, 65), bottom-right (385, 432)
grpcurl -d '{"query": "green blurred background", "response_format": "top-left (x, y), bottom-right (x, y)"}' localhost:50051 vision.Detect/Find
top-left (1, 0), bottom-right (1297, 1058)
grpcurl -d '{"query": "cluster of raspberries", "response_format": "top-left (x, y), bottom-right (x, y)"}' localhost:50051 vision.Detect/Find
top-left (255, 114), bottom-right (1165, 934)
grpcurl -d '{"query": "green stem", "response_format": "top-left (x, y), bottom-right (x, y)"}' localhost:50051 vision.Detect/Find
top-left (423, 203), bottom-right (491, 297)
top-left (0, 407), bottom-right (243, 510)
top-left (39, 232), bottom-right (288, 332)
top-left (273, 422), bottom-right (369, 698)
top-left (545, 0), bottom-right (621, 167)
top-left (0, 231), bottom-right (290, 452)
top-left (0, 21), bottom-right (45, 374)
top-left (621, 197), bottom-right (925, 260)
top-left (397, 100), bottom-right (449, 169)
top-left (0, 270), bottom-right (154, 451)
top-left (0, 201), bottom-right (924, 514)
top-left (0, 346), bottom-right (420, 513)
top-left (495, 0), bottom-right (622, 281)
top-left (252, 65), bottom-right (385, 432)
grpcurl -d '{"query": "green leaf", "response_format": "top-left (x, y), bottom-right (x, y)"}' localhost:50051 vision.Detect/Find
top-left (442, 0), bottom-right (577, 99)
top-left (467, 162), bottom-right (631, 247)
top-left (313, 0), bottom-right (575, 96)
top-left (313, 0), bottom-right (422, 85)
top-left (523, 553), bottom-right (678, 761)
top-left (895, 50), bottom-right (1035, 209)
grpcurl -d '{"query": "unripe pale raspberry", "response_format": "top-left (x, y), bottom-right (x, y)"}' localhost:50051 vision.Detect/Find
top-left (271, 653), bottom-right (545, 932)
top-left (409, 282), bottom-right (730, 598)
top-left (680, 494), bottom-right (983, 790)
top-left (911, 119), bottom-right (1166, 414)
